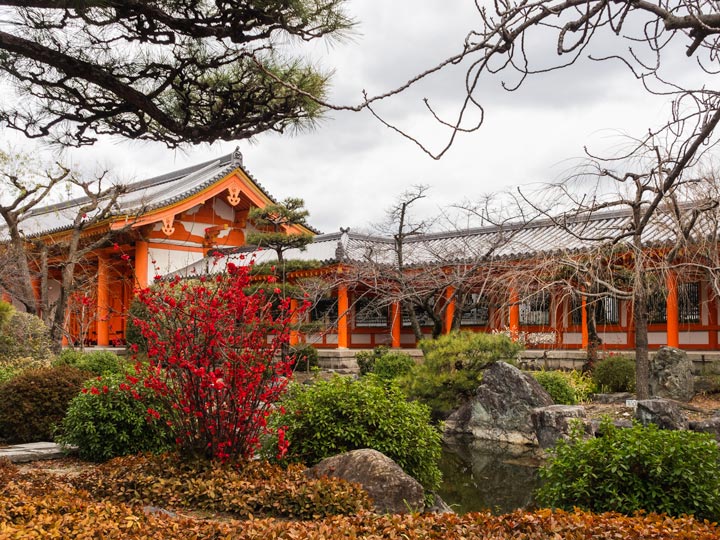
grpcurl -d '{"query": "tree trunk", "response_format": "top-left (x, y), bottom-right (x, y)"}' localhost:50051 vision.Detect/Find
top-left (634, 287), bottom-right (651, 399)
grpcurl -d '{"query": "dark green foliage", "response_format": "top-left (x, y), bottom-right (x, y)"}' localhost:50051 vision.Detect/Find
top-left (532, 370), bottom-right (577, 405)
top-left (399, 331), bottom-right (523, 417)
top-left (271, 375), bottom-right (442, 492)
top-left (290, 344), bottom-right (318, 372)
top-left (0, 307), bottom-right (53, 362)
top-left (54, 349), bottom-right (126, 376)
top-left (593, 356), bottom-right (636, 393)
top-left (250, 259), bottom-right (323, 276)
top-left (355, 346), bottom-right (388, 376)
top-left (0, 365), bottom-right (90, 442)
top-left (371, 352), bottom-right (415, 381)
top-left (57, 373), bottom-right (173, 462)
top-left (537, 420), bottom-right (720, 521)
top-left (0, 300), bottom-right (13, 328)
top-left (124, 298), bottom-right (149, 353)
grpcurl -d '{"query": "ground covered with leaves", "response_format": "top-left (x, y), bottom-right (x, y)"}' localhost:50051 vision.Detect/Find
top-left (3, 456), bottom-right (720, 539)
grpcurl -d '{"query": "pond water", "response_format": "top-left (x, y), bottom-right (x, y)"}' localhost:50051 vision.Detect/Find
top-left (436, 436), bottom-right (545, 514)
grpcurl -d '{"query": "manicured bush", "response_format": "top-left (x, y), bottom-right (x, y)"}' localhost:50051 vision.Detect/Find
top-left (537, 419), bottom-right (720, 521)
top-left (372, 351), bottom-right (415, 380)
top-left (124, 297), bottom-right (149, 353)
top-left (73, 453), bottom-right (371, 519)
top-left (0, 306), bottom-right (53, 362)
top-left (57, 372), bottom-right (173, 461)
top-left (54, 349), bottom-right (126, 376)
top-left (0, 355), bottom-right (49, 385)
top-left (531, 370), bottom-right (577, 405)
top-left (354, 345), bottom-right (388, 376)
top-left (399, 331), bottom-right (523, 417)
top-left (271, 375), bottom-right (442, 492)
top-left (564, 369), bottom-right (597, 403)
top-left (592, 356), bottom-right (636, 393)
top-left (0, 365), bottom-right (90, 442)
top-left (290, 343), bottom-right (318, 372)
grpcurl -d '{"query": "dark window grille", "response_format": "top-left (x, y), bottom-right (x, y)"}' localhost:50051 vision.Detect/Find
top-left (520, 291), bottom-right (550, 326)
top-left (310, 298), bottom-right (338, 325)
top-left (679, 282), bottom-right (700, 323)
top-left (460, 293), bottom-right (489, 326)
top-left (354, 298), bottom-right (388, 327)
top-left (595, 296), bottom-right (620, 325)
top-left (402, 304), bottom-right (434, 327)
top-left (570, 295), bottom-right (582, 326)
top-left (648, 290), bottom-right (667, 324)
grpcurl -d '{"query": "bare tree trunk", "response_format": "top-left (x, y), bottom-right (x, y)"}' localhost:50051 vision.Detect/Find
top-left (634, 286), bottom-right (651, 399)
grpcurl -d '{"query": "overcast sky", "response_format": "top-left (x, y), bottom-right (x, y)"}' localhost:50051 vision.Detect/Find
top-left (9, 1), bottom-right (703, 234)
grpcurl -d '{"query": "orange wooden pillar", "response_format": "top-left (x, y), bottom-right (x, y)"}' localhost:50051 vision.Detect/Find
top-left (289, 299), bottom-right (299, 346)
top-left (96, 254), bottom-right (110, 346)
top-left (709, 285), bottom-right (718, 349)
top-left (444, 286), bottom-right (456, 335)
top-left (581, 295), bottom-right (589, 349)
top-left (134, 241), bottom-right (149, 290)
top-left (509, 288), bottom-right (520, 340)
top-left (666, 271), bottom-right (679, 348)
top-left (337, 284), bottom-right (349, 348)
top-left (390, 301), bottom-right (401, 348)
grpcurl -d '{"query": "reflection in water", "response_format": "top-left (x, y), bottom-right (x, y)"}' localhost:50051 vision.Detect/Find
top-left (437, 436), bottom-right (544, 514)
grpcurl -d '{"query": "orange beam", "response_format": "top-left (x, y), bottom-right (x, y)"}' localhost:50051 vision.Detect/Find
top-left (581, 295), bottom-right (589, 349)
top-left (337, 285), bottom-right (349, 348)
top-left (390, 301), bottom-right (401, 348)
top-left (134, 241), bottom-right (149, 290)
top-left (509, 288), bottom-right (520, 341)
top-left (96, 254), bottom-right (110, 346)
top-left (444, 286), bottom-right (456, 334)
top-left (666, 271), bottom-right (679, 348)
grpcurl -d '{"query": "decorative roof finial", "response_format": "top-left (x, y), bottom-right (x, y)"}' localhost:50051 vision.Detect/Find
top-left (230, 146), bottom-right (243, 167)
top-left (336, 227), bottom-right (350, 261)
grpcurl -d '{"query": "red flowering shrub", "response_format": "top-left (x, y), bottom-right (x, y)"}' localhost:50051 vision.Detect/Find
top-left (131, 262), bottom-right (307, 462)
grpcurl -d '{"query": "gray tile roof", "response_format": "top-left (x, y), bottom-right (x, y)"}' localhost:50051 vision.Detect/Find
top-left (1, 150), bottom-right (308, 239)
top-left (171, 202), bottom-right (717, 277)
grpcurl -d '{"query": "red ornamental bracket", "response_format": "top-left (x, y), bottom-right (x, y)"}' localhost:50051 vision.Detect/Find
top-left (227, 186), bottom-right (242, 206)
top-left (161, 215), bottom-right (175, 236)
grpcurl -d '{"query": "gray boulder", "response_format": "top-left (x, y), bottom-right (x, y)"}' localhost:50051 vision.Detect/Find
top-left (444, 362), bottom-right (554, 445)
top-left (635, 398), bottom-right (688, 430)
top-left (531, 405), bottom-right (589, 448)
top-left (689, 417), bottom-right (720, 442)
top-left (305, 448), bottom-right (425, 514)
top-left (649, 347), bottom-right (694, 402)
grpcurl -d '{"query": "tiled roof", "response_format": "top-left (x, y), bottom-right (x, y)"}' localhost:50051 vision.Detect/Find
top-left (1, 150), bottom-right (317, 239)
top-left (172, 202), bottom-right (716, 276)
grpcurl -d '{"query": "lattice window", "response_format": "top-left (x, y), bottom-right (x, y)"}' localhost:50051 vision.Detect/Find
top-left (648, 290), bottom-right (667, 324)
top-left (679, 282), bottom-right (700, 323)
top-left (460, 293), bottom-right (489, 326)
top-left (595, 296), bottom-right (620, 325)
top-left (402, 304), bottom-right (434, 327)
top-left (310, 298), bottom-right (338, 326)
top-left (520, 291), bottom-right (550, 326)
top-left (354, 297), bottom-right (388, 328)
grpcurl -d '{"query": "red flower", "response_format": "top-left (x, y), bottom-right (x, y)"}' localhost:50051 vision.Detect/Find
top-left (112, 242), bottom-right (120, 251)
top-left (121, 254), bottom-right (130, 261)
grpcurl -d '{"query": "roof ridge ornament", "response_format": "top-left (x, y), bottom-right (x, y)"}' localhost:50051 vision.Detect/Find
top-left (230, 146), bottom-right (243, 168)
top-left (336, 227), bottom-right (350, 261)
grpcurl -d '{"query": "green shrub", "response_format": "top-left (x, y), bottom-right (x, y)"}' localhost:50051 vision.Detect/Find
top-left (54, 349), bottom-right (126, 376)
top-left (564, 369), bottom-right (596, 403)
top-left (0, 356), bottom-right (50, 385)
top-left (0, 300), bottom-right (13, 327)
top-left (399, 331), bottom-right (523, 417)
top-left (592, 356), bottom-right (636, 393)
top-left (124, 297), bottom-right (149, 353)
top-left (290, 344), bottom-right (318, 372)
top-left (531, 370), bottom-right (577, 405)
top-left (0, 365), bottom-right (91, 442)
top-left (0, 308), bottom-right (53, 362)
top-left (537, 419), bottom-right (720, 521)
top-left (372, 351), bottom-right (415, 381)
top-left (57, 372), bottom-right (173, 461)
top-left (355, 346), bottom-right (389, 376)
top-left (270, 375), bottom-right (442, 492)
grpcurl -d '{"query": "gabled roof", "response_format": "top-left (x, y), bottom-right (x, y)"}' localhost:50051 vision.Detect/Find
top-left (4, 149), bottom-right (318, 239)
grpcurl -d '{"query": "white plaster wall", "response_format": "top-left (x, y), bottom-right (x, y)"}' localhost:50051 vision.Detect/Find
top-left (400, 334), bottom-right (416, 345)
top-left (562, 332), bottom-right (583, 345)
top-left (680, 331), bottom-right (709, 346)
top-left (599, 332), bottom-right (627, 345)
top-left (351, 334), bottom-right (372, 345)
top-left (148, 248), bottom-right (206, 280)
top-left (213, 199), bottom-right (234, 221)
top-left (375, 334), bottom-right (392, 345)
top-left (648, 332), bottom-right (667, 345)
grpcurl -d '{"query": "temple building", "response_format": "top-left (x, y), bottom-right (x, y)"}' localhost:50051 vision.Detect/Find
top-left (2, 151), bottom-right (718, 354)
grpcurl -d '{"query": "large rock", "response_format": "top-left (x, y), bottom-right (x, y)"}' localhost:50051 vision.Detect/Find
top-left (635, 398), bottom-right (688, 430)
top-left (689, 417), bottom-right (720, 442)
top-left (531, 405), bottom-right (589, 448)
top-left (649, 347), bottom-right (694, 402)
top-left (444, 362), bottom-right (554, 445)
top-left (305, 449), bottom-right (425, 514)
